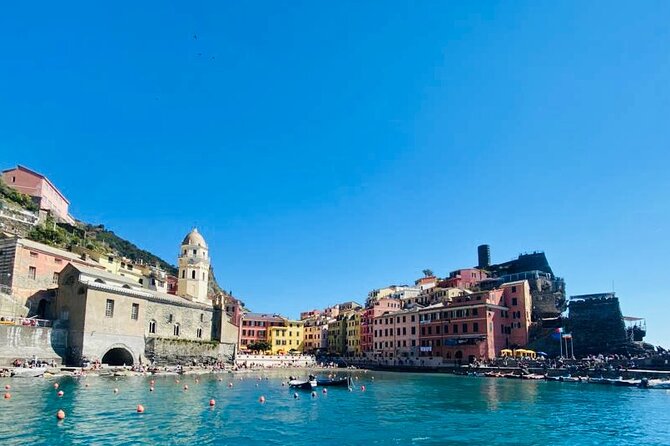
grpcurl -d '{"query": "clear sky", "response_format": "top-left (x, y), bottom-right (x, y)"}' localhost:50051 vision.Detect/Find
top-left (1, 2), bottom-right (669, 345)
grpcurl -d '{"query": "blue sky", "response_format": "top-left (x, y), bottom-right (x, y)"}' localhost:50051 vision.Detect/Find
top-left (1, 2), bottom-right (669, 345)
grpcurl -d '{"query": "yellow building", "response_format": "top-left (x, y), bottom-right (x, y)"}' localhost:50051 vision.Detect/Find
top-left (268, 319), bottom-right (304, 354)
top-left (346, 311), bottom-right (362, 357)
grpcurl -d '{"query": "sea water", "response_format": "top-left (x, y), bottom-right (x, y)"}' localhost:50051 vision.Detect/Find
top-left (1, 371), bottom-right (669, 445)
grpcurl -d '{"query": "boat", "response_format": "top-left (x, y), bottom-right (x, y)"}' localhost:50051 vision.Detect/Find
top-left (639, 378), bottom-right (670, 389)
top-left (610, 378), bottom-right (641, 387)
top-left (316, 377), bottom-right (351, 387)
top-left (11, 366), bottom-right (47, 378)
top-left (288, 375), bottom-right (317, 390)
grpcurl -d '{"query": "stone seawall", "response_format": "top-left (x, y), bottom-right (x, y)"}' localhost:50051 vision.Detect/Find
top-left (0, 324), bottom-right (67, 366)
top-left (146, 337), bottom-right (235, 365)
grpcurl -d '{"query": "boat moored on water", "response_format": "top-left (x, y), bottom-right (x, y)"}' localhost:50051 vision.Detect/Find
top-left (11, 366), bottom-right (47, 378)
top-left (316, 376), bottom-right (352, 387)
top-left (289, 375), bottom-right (317, 390)
top-left (639, 378), bottom-right (670, 389)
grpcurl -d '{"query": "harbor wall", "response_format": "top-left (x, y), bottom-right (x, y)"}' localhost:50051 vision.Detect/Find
top-left (146, 337), bottom-right (235, 365)
top-left (235, 354), bottom-right (316, 368)
top-left (0, 324), bottom-right (66, 366)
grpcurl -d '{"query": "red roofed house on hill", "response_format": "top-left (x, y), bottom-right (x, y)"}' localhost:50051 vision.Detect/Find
top-left (2, 165), bottom-right (75, 224)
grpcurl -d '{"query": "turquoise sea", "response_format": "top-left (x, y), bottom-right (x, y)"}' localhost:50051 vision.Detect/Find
top-left (1, 370), bottom-right (669, 445)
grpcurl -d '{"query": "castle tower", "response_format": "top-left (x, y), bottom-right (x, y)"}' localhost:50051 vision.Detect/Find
top-left (177, 228), bottom-right (210, 304)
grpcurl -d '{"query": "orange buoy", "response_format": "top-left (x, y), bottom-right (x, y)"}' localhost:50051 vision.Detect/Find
top-left (259, 396), bottom-right (266, 404)
top-left (57, 390), bottom-right (64, 397)
top-left (4, 392), bottom-right (10, 400)
top-left (54, 383), bottom-right (60, 389)
top-left (136, 404), bottom-right (145, 413)
top-left (209, 399), bottom-right (216, 407)
top-left (149, 386), bottom-right (154, 392)
top-left (56, 409), bottom-right (65, 420)
top-left (150, 380), bottom-right (155, 385)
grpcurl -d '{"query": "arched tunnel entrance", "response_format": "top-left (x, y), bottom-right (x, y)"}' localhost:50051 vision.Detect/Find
top-left (101, 347), bottom-right (134, 366)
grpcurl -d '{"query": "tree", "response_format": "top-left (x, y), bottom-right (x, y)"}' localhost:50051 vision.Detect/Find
top-left (248, 341), bottom-right (271, 353)
top-left (422, 269), bottom-right (434, 277)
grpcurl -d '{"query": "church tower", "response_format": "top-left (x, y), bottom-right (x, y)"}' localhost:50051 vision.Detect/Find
top-left (177, 228), bottom-right (210, 304)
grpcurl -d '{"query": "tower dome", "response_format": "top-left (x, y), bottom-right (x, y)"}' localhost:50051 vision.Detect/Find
top-left (182, 228), bottom-right (208, 248)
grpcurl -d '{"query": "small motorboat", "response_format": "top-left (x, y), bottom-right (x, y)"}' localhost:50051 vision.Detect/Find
top-left (289, 375), bottom-right (317, 390)
top-left (11, 366), bottom-right (47, 378)
top-left (639, 378), bottom-right (670, 389)
top-left (316, 376), bottom-right (351, 387)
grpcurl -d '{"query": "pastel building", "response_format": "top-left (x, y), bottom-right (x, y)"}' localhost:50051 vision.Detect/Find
top-left (0, 236), bottom-right (103, 307)
top-left (268, 320), bottom-right (304, 354)
top-left (440, 268), bottom-right (489, 290)
top-left (373, 307), bottom-right (420, 361)
top-left (360, 297), bottom-right (403, 356)
top-left (345, 311), bottom-right (362, 356)
top-left (238, 313), bottom-right (285, 350)
top-left (417, 280), bottom-right (532, 363)
top-left (2, 165), bottom-right (74, 224)
top-left (303, 316), bottom-right (330, 354)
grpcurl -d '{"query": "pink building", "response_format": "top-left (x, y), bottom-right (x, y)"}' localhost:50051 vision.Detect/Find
top-left (238, 313), bottom-right (285, 350)
top-left (440, 268), bottom-right (488, 289)
top-left (2, 165), bottom-right (74, 224)
top-left (417, 280), bottom-right (532, 363)
top-left (300, 309), bottom-right (321, 320)
top-left (373, 307), bottom-right (421, 363)
top-left (360, 297), bottom-right (402, 356)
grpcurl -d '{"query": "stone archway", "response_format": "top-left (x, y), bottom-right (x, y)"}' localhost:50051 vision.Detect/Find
top-left (102, 347), bottom-right (135, 366)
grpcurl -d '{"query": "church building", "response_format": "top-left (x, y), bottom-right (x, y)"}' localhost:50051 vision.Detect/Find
top-left (55, 229), bottom-right (237, 366)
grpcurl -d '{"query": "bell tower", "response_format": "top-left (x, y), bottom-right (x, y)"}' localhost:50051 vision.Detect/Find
top-left (177, 228), bottom-right (210, 304)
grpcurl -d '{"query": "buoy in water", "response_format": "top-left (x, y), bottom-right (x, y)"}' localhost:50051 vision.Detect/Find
top-left (56, 409), bottom-right (65, 420)
top-left (311, 391), bottom-right (316, 398)
top-left (137, 404), bottom-right (145, 413)
top-left (57, 390), bottom-right (64, 397)
top-left (228, 382), bottom-right (233, 388)
top-left (4, 384), bottom-right (10, 390)
top-left (150, 380), bottom-right (155, 385)
top-left (209, 399), bottom-right (216, 406)
top-left (113, 388), bottom-right (119, 394)
top-left (322, 388), bottom-right (327, 394)
top-left (54, 383), bottom-right (59, 389)
top-left (183, 385), bottom-right (189, 391)
top-left (259, 396), bottom-right (266, 404)
top-left (4, 392), bottom-right (10, 399)
top-left (360, 385), bottom-right (366, 391)
top-left (293, 392), bottom-right (298, 399)
top-left (149, 386), bottom-right (154, 392)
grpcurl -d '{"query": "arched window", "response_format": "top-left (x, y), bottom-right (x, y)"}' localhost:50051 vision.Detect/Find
top-left (200, 313), bottom-right (205, 322)
top-left (173, 323), bottom-right (180, 336)
top-left (94, 278), bottom-right (105, 284)
top-left (196, 327), bottom-right (202, 339)
top-left (191, 270), bottom-right (196, 279)
top-left (149, 319), bottom-right (156, 334)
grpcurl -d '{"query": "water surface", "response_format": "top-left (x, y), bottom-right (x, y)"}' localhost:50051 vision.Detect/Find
top-left (1, 371), bottom-right (668, 445)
